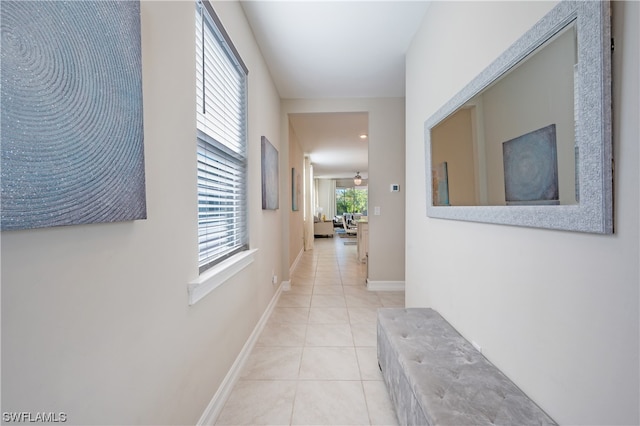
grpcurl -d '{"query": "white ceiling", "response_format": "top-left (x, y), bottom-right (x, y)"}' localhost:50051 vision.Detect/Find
top-left (240, 1), bottom-right (431, 178)
top-left (289, 112), bottom-right (369, 179)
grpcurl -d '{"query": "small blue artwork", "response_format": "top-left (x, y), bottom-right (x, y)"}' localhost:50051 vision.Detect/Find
top-left (292, 168), bottom-right (300, 211)
top-left (261, 137), bottom-right (279, 210)
top-left (432, 162), bottom-right (450, 206)
top-left (503, 124), bottom-right (559, 205)
top-left (1, 1), bottom-right (146, 230)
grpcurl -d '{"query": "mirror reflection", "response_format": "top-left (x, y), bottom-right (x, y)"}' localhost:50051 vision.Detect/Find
top-left (430, 22), bottom-right (577, 207)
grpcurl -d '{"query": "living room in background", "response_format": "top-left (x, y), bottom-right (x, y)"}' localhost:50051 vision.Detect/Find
top-left (195, 0), bottom-right (249, 274)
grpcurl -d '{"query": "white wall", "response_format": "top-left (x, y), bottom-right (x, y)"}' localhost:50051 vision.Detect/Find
top-left (1, 1), bottom-right (282, 424)
top-left (288, 124), bottom-right (304, 270)
top-left (282, 98), bottom-right (405, 284)
top-left (406, 1), bottom-right (639, 424)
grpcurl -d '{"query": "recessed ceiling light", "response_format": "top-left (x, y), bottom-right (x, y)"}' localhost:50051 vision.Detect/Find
top-left (359, 134), bottom-right (368, 139)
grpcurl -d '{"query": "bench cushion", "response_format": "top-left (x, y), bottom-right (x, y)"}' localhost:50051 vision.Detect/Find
top-left (377, 308), bottom-right (556, 425)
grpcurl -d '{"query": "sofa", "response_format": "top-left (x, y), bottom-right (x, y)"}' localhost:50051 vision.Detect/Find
top-left (313, 220), bottom-right (334, 237)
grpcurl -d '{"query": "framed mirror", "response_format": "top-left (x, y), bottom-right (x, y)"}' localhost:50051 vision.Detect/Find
top-left (424, 1), bottom-right (612, 233)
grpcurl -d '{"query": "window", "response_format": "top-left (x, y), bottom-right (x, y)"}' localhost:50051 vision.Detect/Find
top-left (195, 0), bottom-right (248, 274)
top-left (336, 187), bottom-right (368, 216)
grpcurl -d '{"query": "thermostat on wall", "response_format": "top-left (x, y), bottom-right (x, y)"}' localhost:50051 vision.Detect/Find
top-left (390, 184), bottom-right (400, 192)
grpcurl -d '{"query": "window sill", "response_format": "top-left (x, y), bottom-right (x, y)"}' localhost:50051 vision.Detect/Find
top-left (188, 249), bottom-right (258, 306)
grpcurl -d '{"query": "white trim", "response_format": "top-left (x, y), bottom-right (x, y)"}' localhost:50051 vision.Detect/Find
top-left (289, 247), bottom-right (304, 276)
top-left (188, 249), bottom-right (258, 305)
top-left (196, 280), bottom-right (285, 425)
top-left (366, 280), bottom-right (405, 291)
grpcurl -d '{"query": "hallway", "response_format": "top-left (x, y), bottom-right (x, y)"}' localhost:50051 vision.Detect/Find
top-left (216, 236), bottom-right (405, 425)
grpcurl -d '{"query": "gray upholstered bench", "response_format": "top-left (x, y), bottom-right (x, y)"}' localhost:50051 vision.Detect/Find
top-left (377, 308), bottom-right (556, 425)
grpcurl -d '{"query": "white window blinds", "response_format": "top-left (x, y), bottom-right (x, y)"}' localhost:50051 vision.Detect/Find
top-left (195, 0), bottom-right (248, 274)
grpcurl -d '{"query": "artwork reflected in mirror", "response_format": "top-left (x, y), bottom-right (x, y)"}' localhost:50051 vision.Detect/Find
top-left (503, 124), bottom-right (559, 206)
top-left (430, 22), bottom-right (576, 207)
top-left (432, 162), bottom-right (450, 206)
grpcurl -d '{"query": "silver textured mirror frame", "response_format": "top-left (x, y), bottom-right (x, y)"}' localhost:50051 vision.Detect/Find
top-left (424, 1), bottom-right (612, 233)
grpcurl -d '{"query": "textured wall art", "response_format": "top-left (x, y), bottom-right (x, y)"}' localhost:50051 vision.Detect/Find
top-left (503, 124), bottom-right (559, 205)
top-left (431, 162), bottom-right (450, 206)
top-left (1, 1), bottom-right (146, 231)
top-left (261, 136), bottom-right (279, 210)
top-left (292, 167), bottom-right (301, 211)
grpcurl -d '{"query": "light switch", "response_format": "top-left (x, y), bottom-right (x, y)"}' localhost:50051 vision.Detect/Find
top-left (374, 206), bottom-right (381, 216)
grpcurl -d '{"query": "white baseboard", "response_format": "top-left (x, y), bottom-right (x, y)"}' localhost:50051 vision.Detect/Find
top-left (196, 282), bottom-right (284, 425)
top-left (289, 247), bottom-right (304, 276)
top-left (366, 280), bottom-right (405, 291)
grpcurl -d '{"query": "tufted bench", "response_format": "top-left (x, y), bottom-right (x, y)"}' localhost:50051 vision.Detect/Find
top-left (377, 308), bottom-right (556, 425)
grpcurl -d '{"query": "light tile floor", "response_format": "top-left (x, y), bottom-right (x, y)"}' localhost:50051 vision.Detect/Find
top-left (216, 236), bottom-right (404, 425)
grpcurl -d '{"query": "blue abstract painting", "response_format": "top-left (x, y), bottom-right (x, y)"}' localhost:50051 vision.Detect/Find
top-left (292, 167), bottom-right (300, 211)
top-left (261, 136), bottom-right (279, 210)
top-left (432, 161), bottom-right (450, 206)
top-left (1, 1), bottom-right (146, 230)
top-left (503, 124), bottom-right (559, 206)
